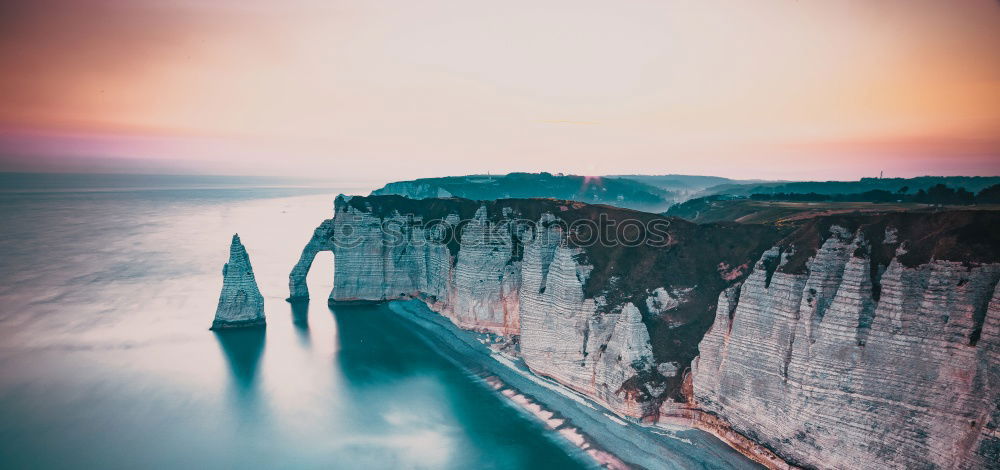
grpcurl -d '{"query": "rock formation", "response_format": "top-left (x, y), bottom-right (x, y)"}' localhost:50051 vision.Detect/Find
top-left (689, 213), bottom-right (1000, 469)
top-left (289, 194), bottom-right (781, 417)
top-left (288, 219), bottom-right (334, 302)
top-left (212, 234), bottom-right (266, 329)
top-left (290, 194), bottom-right (1000, 469)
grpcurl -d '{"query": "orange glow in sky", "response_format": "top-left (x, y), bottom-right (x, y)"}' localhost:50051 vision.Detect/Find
top-left (0, 0), bottom-right (998, 180)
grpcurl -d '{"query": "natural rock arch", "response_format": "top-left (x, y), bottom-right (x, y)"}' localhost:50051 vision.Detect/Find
top-left (287, 218), bottom-right (335, 302)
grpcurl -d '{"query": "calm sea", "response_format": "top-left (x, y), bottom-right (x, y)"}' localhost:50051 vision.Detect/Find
top-left (0, 175), bottom-right (587, 469)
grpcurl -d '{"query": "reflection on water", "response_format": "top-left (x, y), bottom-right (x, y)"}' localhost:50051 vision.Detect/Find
top-left (215, 328), bottom-right (268, 427)
top-left (290, 301), bottom-right (311, 348)
top-left (0, 178), bottom-right (587, 469)
top-left (215, 328), bottom-right (267, 394)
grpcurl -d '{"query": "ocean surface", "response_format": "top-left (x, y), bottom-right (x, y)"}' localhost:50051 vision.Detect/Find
top-left (0, 175), bottom-right (589, 469)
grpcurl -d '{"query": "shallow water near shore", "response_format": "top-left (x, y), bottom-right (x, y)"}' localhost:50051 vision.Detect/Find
top-left (0, 178), bottom-right (589, 469)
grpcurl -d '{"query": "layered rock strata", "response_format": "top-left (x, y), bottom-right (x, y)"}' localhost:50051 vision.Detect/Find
top-left (212, 234), bottom-right (266, 329)
top-left (291, 194), bottom-right (1000, 468)
top-left (289, 195), bottom-right (781, 417)
top-left (691, 213), bottom-right (1000, 469)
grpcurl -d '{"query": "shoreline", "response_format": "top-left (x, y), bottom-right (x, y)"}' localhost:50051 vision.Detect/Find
top-left (385, 299), bottom-right (763, 470)
top-left (656, 410), bottom-right (801, 470)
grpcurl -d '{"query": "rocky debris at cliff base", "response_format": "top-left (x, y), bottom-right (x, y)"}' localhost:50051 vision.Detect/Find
top-left (212, 234), bottom-right (266, 330)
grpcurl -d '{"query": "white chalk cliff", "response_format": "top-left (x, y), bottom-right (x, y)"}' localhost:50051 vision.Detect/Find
top-left (212, 234), bottom-right (266, 329)
top-left (691, 225), bottom-right (1000, 469)
top-left (287, 196), bottom-right (737, 417)
top-left (289, 195), bottom-right (1000, 469)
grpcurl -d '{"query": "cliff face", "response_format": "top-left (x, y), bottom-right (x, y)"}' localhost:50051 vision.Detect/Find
top-left (691, 212), bottom-right (1000, 469)
top-left (290, 194), bottom-right (1000, 468)
top-left (212, 234), bottom-right (266, 329)
top-left (289, 195), bottom-right (782, 417)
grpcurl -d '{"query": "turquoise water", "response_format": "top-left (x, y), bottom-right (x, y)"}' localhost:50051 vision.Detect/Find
top-left (0, 177), bottom-right (587, 469)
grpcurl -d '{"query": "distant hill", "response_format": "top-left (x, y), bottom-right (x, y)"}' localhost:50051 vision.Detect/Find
top-left (664, 197), bottom-right (957, 224)
top-left (370, 172), bottom-right (676, 212)
top-left (699, 176), bottom-right (1000, 198)
top-left (610, 174), bottom-right (735, 190)
top-left (611, 174), bottom-right (785, 200)
top-left (372, 174), bottom-right (1000, 216)
top-left (668, 179), bottom-right (1000, 224)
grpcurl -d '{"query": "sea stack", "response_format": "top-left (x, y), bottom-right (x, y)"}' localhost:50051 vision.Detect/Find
top-left (211, 234), bottom-right (266, 330)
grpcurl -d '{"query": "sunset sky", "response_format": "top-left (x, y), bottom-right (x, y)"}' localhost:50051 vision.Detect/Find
top-left (0, 0), bottom-right (998, 181)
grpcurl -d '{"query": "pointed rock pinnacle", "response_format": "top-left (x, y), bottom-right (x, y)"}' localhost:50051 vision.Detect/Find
top-left (211, 233), bottom-right (266, 329)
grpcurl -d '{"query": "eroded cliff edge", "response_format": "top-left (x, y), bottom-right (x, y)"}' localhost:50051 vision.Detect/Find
top-left (289, 194), bottom-right (784, 418)
top-left (290, 195), bottom-right (1000, 469)
top-left (688, 212), bottom-right (1000, 469)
